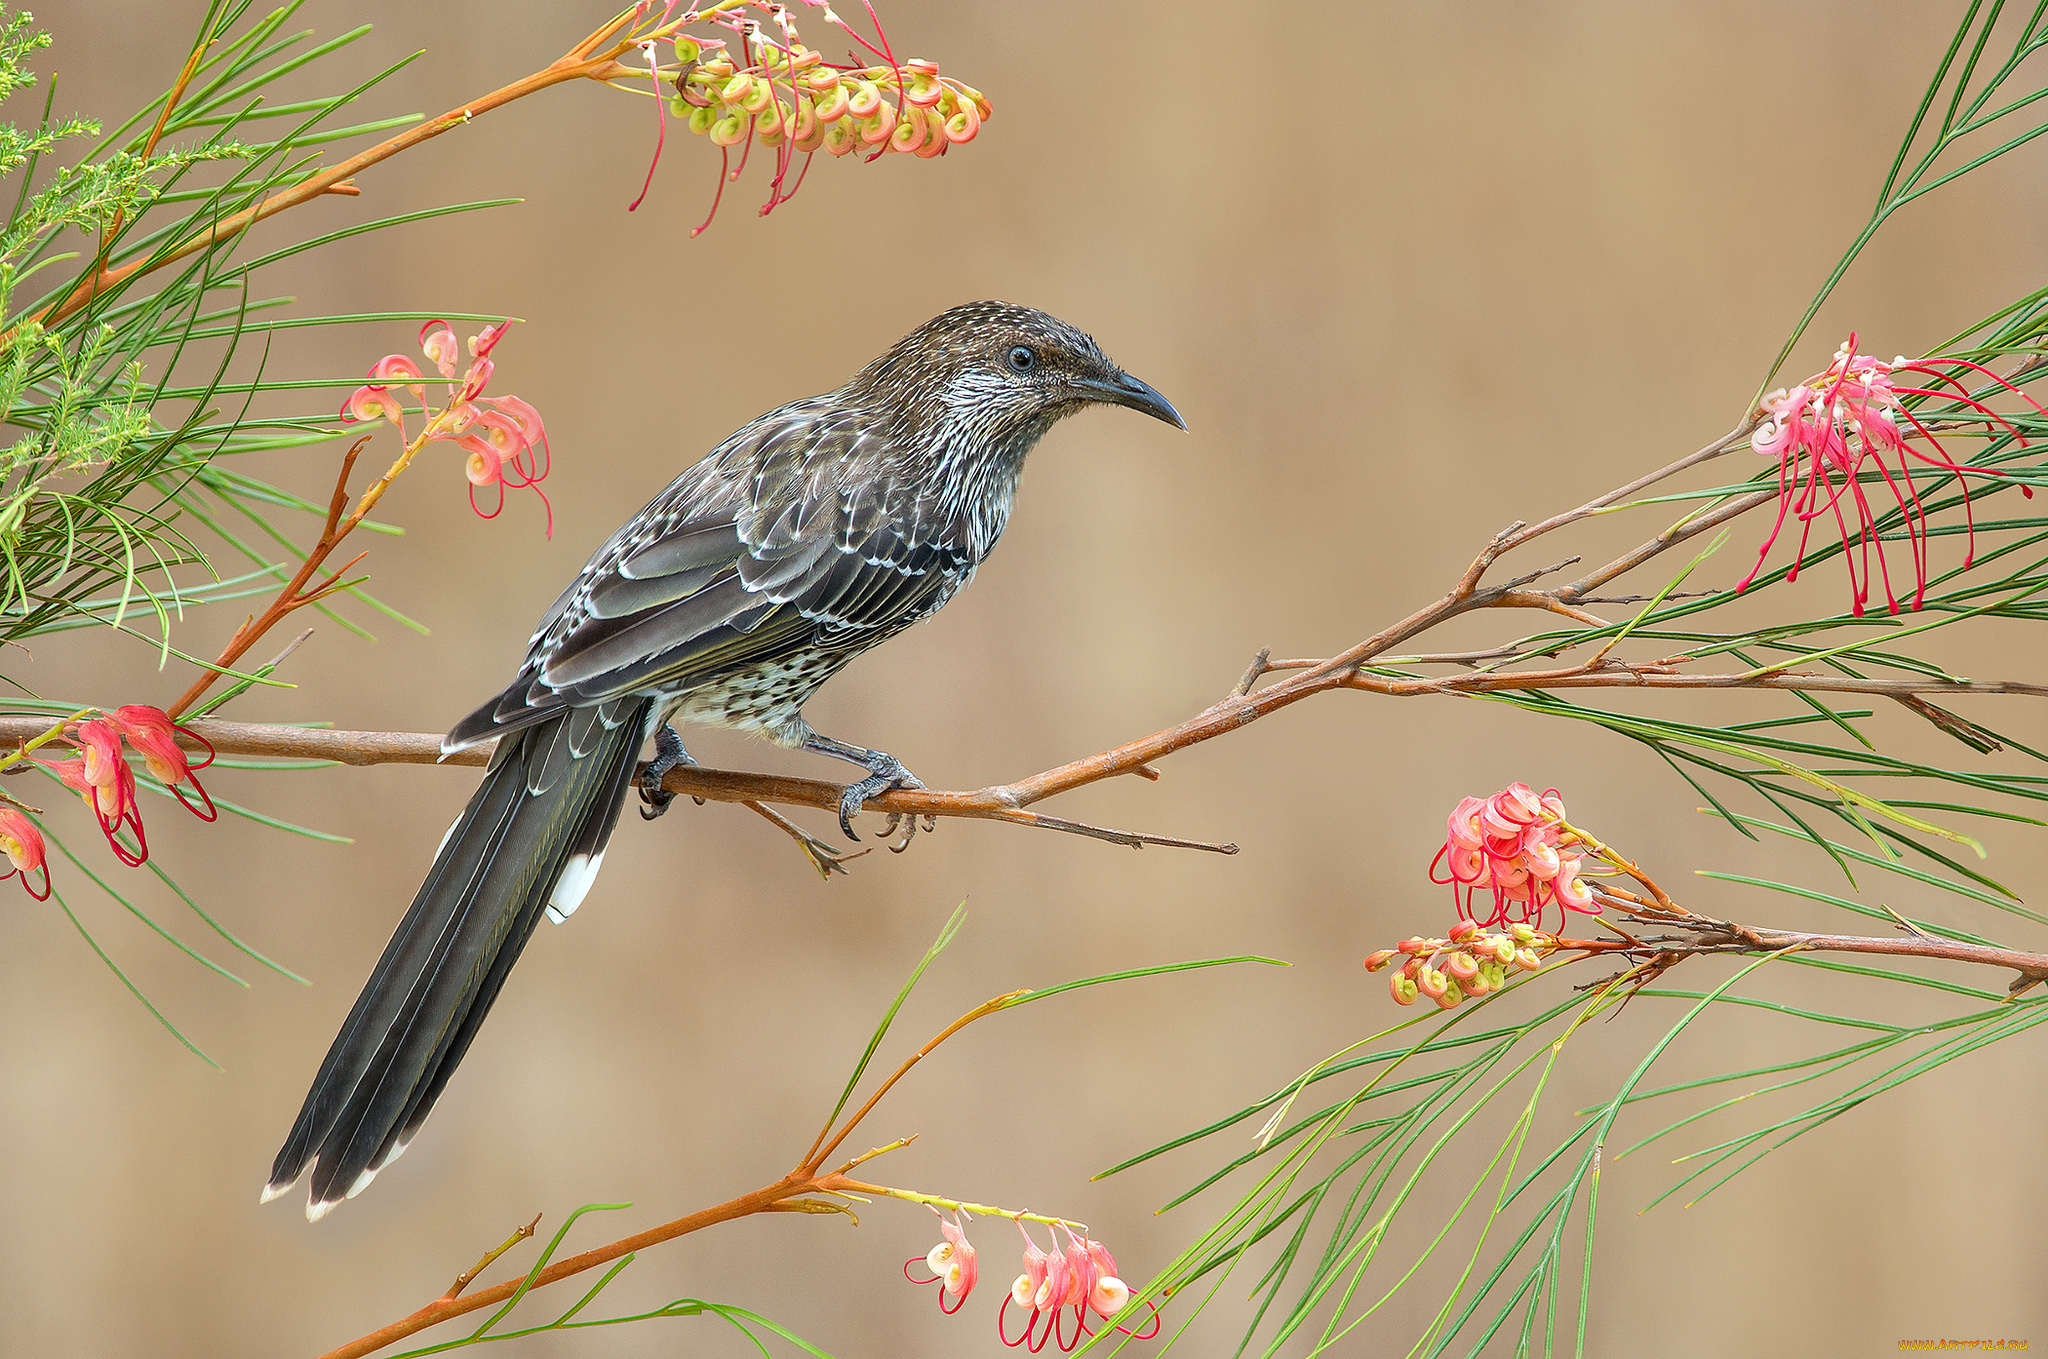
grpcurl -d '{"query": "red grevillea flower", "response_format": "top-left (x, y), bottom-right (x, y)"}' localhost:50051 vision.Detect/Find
top-left (34, 706), bottom-right (218, 867)
top-left (40, 719), bottom-right (148, 866)
top-left (997, 1222), bottom-right (1159, 1352)
top-left (1429, 783), bottom-right (1595, 932)
top-left (0, 807), bottom-right (51, 900)
top-left (1739, 336), bottom-right (2042, 616)
top-left (341, 320), bottom-right (553, 534)
top-left (108, 704), bottom-right (217, 822)
top-left (902, 1206), bottom-right (978, 1314)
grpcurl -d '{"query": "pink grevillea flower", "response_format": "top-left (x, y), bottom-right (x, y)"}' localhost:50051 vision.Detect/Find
top-left (34, 707), bottom-right (219, 867)
top-left (998, 1222), bottom-right (1159, 1352)
top-left (40, 719), bottom-right (148, 867)
top-left (902, 1207), bottom-right (979, 1314)
top-left (1367, 920), bottom-right (1548, 1010)
top-left (340, 320), bottom-right (553, 534)
top-left (108, 705), bottom-right (217, 822)
top-left (1430, 783), bottom-right (1595, 932)
top-left (0, 807), bottom-right (51, 900)
top-left (1740, 336), bottom-right (2042, 616)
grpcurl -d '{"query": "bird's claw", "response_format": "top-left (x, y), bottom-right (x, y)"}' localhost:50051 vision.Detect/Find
top-left (836, 756), bottom-right (924, 842)
top-left (637, 723), bottom-right (698, 821)
top-left (880, 812), bottom-right (937, 853)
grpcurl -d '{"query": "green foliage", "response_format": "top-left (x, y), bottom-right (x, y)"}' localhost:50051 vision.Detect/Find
top-left (0, 1), bottom-right (491, 1050)
top-left (1117, 6), bottom-right (2048, 1352)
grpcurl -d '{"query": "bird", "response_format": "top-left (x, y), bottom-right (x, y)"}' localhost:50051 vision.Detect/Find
top-left (262, 301), bottom-right (1184, 1221)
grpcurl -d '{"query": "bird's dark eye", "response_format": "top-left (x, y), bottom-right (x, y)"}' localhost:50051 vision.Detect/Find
top-left (1006, 345), bottom-right (1037, 374)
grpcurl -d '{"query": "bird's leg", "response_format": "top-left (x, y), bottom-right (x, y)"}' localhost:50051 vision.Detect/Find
top-left (800, 732), bottom-right (926, 841)
top-left (637, 723), bottom-right (700, 821)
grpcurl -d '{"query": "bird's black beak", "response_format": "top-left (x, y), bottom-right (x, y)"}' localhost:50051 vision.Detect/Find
top-left (1078, 370), bottom-right (1187, 430)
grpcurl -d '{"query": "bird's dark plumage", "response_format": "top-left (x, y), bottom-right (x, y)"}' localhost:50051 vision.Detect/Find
top-left (264, 302), bottom-right (1183, 1219)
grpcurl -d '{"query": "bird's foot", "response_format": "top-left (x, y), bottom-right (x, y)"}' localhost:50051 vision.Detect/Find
top-left (800, 732), bottom-right (925, 841)
top-left (637, 723), bottom-right (700, 821)
top-left (835, 754), bottom-right (925, 842)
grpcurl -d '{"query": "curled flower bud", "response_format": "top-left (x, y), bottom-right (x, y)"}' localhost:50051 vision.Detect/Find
top-left (943, 103), bottom-right (981, 143)
top-left (823, 119), bottom-right (861, 155)
top-left (463, 442), bottom-right (504, 488)
top-left (1363, 948), bottom-right (1397, 972)
top-left (890, 111), bottom-right (927, 153)
top-left (1390, 969), bottom-right (1419, 1004)
top-left (1448, 918), bottom-right (1479, 943)
top-left (710, 109), bottom-right (750, 146)
top-left (419, 320), bottom-right (460, 379)
top-left (847, 79), bottom-right (883, 118)
top-left (367, 354), bottom-right (426, 389)
top-left (906, 1209), bottom-right (978, 1314)
top-left (341, 384), bottom-right (406, 427)
top-left (812, 83), bottom-right (850, 121)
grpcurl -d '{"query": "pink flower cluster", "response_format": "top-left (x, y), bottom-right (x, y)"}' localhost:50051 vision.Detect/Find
top-left (1366, 919), bottom-right (1549, 1009)
top-left (903, 1212), bottom-right (1159, 1352)
top-left (341, 320), bottom-right (552, 532)
top-left (1741, 336), bottom-right (2040, 616)
top-left (1429, 783), bottom-right (1596, 930)
top-left (22, 705), bottom-right (216, 881)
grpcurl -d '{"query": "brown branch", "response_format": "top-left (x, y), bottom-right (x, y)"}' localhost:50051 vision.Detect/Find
top-left (1, 651), bottom-right (2031, 849)
top-left (1560, 896), bottom-right (2048, 997)
top-left (1526, 850), bottom-right (2048, 995)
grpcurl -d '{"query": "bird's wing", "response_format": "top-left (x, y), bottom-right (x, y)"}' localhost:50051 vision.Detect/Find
top-left (443, 408), bottom-right (973, 749)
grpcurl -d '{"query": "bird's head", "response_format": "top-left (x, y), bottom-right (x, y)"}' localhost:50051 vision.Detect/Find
top-left (848, 301), bottom-right (1185, 455)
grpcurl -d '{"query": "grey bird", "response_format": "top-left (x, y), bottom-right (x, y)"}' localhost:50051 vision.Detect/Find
top-left (263, 301), bottom-right (1184, 1220)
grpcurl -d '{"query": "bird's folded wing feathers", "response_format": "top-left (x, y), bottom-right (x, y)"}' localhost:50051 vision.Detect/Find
top-left (444, 427), bottom-right (972, 749)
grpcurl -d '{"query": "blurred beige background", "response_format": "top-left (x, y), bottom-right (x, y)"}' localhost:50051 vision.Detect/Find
top-left (4, 2), bottom-right (2046, 1355)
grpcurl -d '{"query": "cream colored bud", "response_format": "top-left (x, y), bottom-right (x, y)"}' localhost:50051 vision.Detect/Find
top-left (1090, 1276), bottom-right (1131, 1317)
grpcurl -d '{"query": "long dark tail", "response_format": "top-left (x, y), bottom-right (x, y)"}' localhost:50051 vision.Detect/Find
top-left (264, 698), bottom-right (652, 1220)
